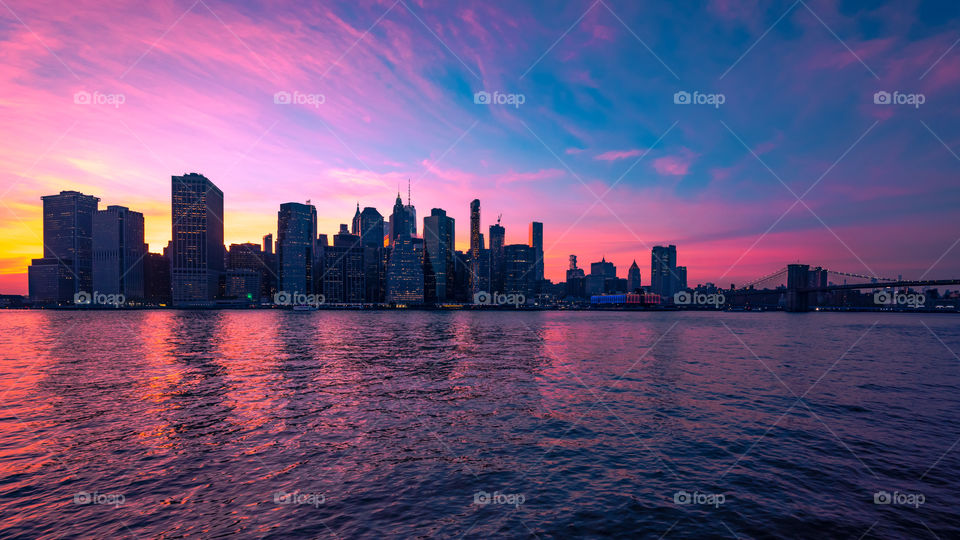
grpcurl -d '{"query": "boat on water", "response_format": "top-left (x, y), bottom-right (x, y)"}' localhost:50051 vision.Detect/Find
top-left (292, 305), bottom-right (318, 312)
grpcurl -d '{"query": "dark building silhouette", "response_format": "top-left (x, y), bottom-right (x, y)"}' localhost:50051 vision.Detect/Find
top-left (277, 202), bottom-right (317, 296)
top-left (144, 252), bottom-right (171, 304)
top-left (93, 205), bottom-right (145, 301)
top-left (529, 221), bottom-right (544, 283)
top-left (504, 244), bottom-right (535, 298)
top-left (469, 199), bottom-right (481, 294)
top-left (651, 245), bottom-right (678, 300)
top-left (565, 255), bottom-right (586, 298)
top-left (171, 173), bottom-right (223, 305)
top-left (587, 257), bottom-right (617, 296)
top-left (28, 190), bottom-right (100, 303)
top-left (627, 260), bottom-right (642, 292)
top-left (389, 192), bottom-right (415, 244)
top-left (423, 208), bottom-right (454, 302)
top-left (386, 233), bottom-right (424, 303)
top-left (323, 224), bottom-right (364, 303)
top-left (489, 220), bottom-right (505, 293)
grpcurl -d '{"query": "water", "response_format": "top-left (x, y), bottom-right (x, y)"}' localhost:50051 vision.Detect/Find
top-left (0, 310), bottom-right (958, 538)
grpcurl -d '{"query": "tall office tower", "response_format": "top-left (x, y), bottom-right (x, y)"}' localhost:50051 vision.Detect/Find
top-left (351, 203), bottom-right (361, 235)
top-left (489, 221), bottom-right (505, 293)
top-left (323, 224), bottom-right (364, 303)
top-left (503, 244), bottom-right (534, 298)
top-left (386, 233), bottom-right (424, 303)
top-left (565, 255), bottom-right (586, 298)
top-left (92, 205), bottom-right (145, 300)
top-left (449, 250), bottom-right (471, 302)
top-left (469, 199), bottom-right (481, 293)
top-left (144, 252), bottom-right (171, 305)
top-left (277, 202), bottom-right (318, 296)
top-left (651, 244), bottom-right (678, 300)
top-left (627, 260), bottom-right (642, 292)
top-left (28, 190), bottom-right (100, 303)
top-left (389, 193), bottom-right (416, 244)
top-left (529, 221), bottom-right (544, 282)
top-left (676, 265), bottom-right (688, 291)
top-left (358, 207), bottom-right (385, 247)
top-left (263, 233), bottom-right (273, 255)
top-left (171, 173), bottom-right (224, 305)
top-left (423, 208), bottom-right (454, 302)
top-left (586, 257), bottom-right (617, 296)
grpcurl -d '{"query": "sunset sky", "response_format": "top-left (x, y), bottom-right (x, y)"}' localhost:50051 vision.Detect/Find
top-left (1, 0), bottom-right (959, 293)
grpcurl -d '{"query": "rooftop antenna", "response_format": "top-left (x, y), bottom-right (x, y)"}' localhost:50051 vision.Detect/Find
top-left (407, 178), bottom-right (411, 205)
top-left (497, 213), bottom-right (502, 225)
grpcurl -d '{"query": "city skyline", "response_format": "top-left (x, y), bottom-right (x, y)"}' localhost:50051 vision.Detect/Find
top-left (2, 1), bottom-right (960, 295)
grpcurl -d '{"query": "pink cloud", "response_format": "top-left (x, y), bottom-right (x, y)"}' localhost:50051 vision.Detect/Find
top-left (595, 149), bottom-right (644, 161)
top-left (652, 150), bottom-right (696, 176)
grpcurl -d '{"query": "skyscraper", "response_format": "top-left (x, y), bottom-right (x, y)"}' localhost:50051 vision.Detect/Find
top-left (423, 208), bottom-right (454, 302)
top-left (93, 205), bottom-right (145, 300)
top-left (587, 257), bottom-right (617, 296)
top-left (469, 199), bottom-right (481, 293)
top-left (323, 224), bottom-right (364, 303)
top-left (504, 244), bottom-right (534, 298)
top-left (627, 260), bottom-right (642, 292)
top-left (529, 221), bottom-right (544, 282)
top-left (651, 245), bottom-right (678, 300)
top-left (358, 207), bottom-right (384, 247)
top-left (489, 220), bottom-right (505, 293)
top-left (389, 193), bottom-right (415, 244)
top-left (676, 265), bottom-right (688, 291)
top-left (277, 202), bottom-right (317, 296)
top-left (386, 232), bottom-right (424, 303)
top-left (28, 190), bottom-right (100, 303)
top-left (565, 255), bottom-right (586, 298)
top-left (351, 203), bottom-right (361, 235)
top-left (171, 174), bottom-right (224, 305)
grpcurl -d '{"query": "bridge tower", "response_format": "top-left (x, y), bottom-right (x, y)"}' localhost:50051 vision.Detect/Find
top-left (786, 264), bottom-right (810, 312)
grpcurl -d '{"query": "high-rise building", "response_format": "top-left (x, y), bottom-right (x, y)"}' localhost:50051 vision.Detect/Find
top-left (489, 221), bottom-right (505, 293)
top-left (323, 224), bottom-right (364, 303)
top-left (389, 193), bottom-right (415, 244)
top-left (351, 203), bottom-right (362, 235)
top-left (277, 202), bottom-right (317, 296)
top-left (386, 233), bottom-right (424, 303)
top-left (143, 252), bottom-right (171, 305)
top-left (627, 260), bottom-right (642, 292)
top-left (651, 245), bottom-right (678, 300)
top-left (587, 257), bottom-right (617, 296)
top-left (171, 174), bottom-right (223, 305)
top-left (504, 244), bottom-right (534, 298)
top-left (565, 255), bottom-right (586, 299)
top-left (358, 207), bottom-right (385, 247)
top-left (469, 199), bottom-right (481, 293)
top-left (423, 208), bottom-right (454, 302)
top-left (676, 265), bottom-right (688, 291)
top-left (529, 221), bottom-right (544, 282)
top-left (28, 190), bottom-right (100, 303)
top-left (263, 233), bottom-right (273, 255)
top-left (93, 205), bottom-right (145, 301)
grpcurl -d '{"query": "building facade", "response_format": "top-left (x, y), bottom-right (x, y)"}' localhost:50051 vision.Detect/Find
top-left (171, 174), bottom-right (224, 305)
top-left (93, 205), bottom-right (145, 300)
top-left (277, 202), bottom-right (317, 296)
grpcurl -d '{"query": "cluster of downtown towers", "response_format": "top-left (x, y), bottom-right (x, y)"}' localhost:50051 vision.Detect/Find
top-left (26, 173), bottom-right (688, 306)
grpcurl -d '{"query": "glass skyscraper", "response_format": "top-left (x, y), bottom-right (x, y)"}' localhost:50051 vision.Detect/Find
top-left (93, 205), bottom-right (145, 300)
top-left (423, 208), bottom-right (454, 302)
top-left (171, 173), bottom-right (224, 305)
top-left (28, 190), bottom-right (100, 303)
top-left (277, 202), bottom-right (318, 296)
